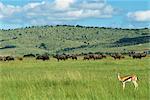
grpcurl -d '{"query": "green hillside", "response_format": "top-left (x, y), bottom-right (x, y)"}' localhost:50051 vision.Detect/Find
top-left (0, 25), bottom-right (150, 55)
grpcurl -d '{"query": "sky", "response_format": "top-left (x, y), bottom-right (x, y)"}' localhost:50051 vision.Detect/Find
top-left (0, 0), bottom-right (150, 29)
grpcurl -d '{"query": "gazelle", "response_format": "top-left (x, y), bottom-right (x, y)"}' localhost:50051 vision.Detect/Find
top-left (117, 73), bottom-right (138, 90)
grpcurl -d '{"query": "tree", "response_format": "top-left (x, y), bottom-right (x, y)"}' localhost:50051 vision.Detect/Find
top-left (39, 43), bottom-right (47, 50)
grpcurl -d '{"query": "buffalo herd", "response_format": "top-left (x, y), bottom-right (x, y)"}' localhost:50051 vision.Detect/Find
top-left (0, 51), bottom-right (148, 62)
top-left (36, 54), bottom-right (49, 61)
top-left (0, 56), bottom-right (15, 61)
top-left (83, 54), bottom-right (106, 60)
top-left (110, 54), bottom-right (125, 59)
top-left (53, 54), bottom-right (77, 61)
top-left (129, 51), bottom-right (147, 59)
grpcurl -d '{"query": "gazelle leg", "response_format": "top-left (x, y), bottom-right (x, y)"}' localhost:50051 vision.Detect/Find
top-left (132, 81), bottom-right (138, 89)
top-left (122, 82), bottom-right (125, 90)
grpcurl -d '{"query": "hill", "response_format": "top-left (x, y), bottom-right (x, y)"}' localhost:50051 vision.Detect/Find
top-left (0, 25), bottom-right (150, 55)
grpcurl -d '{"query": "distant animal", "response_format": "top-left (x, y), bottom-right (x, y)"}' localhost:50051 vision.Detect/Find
top-left (132, 53), bottom-right (142, 59)
top-left (88, 54), bottom-right (95, 59)
top-left (23, 54), bottom-right (35, 57)
top-left (4, 56), bottom-right (14, 61)
top-left (111, 54), bottom-right (125, 59)
top-left (128, 51), bottom-right (135, 57)
top-left (129, 52), bottom-right (147, 59)
top-left (83, 55), bottom-right (90, 60)
top-left (101, 54), bottom-right (106, 58)
top-left (53, 55), bottom-right (67, 61)
top-left (36, 54), bottom-right (49, 61)
top-left (16, 57), bottom-right (23, 61)
top-left (83, 54), bottom-right (104, 60)
top-left (70, 55), bottom-right (77, 60)
top-left (117, 73), bottom-right (138, 90)
top-left (0, 56), bottom-right (4, 61)
top-left (95, 54), bottom-right (103, 60)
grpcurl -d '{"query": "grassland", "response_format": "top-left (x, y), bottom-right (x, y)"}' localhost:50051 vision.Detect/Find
top-left (0, 57), bottom-right (149, 100)
top-left (0, 26), bottom-right (150, 55)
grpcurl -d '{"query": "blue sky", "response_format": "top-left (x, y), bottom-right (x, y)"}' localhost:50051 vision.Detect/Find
top-left (0, 0), bottom-right (150, 29)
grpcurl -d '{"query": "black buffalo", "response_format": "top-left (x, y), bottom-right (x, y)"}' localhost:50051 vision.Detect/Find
top-left (110, 54), bottom-right (125, 60)
top-left (70, 55), bottom-right (77, 60)
top-left (132, 53), bottom-right (147, 59)
top-left (23, 54), bottom-right (35, 57)
top-left (0, 56), bottom-right (4, 61)
top-left (83, 55), bottom-right (90, 60)
top-left (101, 54), bottom-right (107, 58)
top-left (4, 56), bottom-right (14, 61)
top-left (53, 55), bottom-right (68, 61)
top-left (93, 54), bottom-right (103, 60)
top-left (36, 54), bottom-right (49, 61)
top-left (83, 54), bottom-right (105, 60)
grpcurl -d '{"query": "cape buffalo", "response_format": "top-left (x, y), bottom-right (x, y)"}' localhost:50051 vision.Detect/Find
top-left (23, 54), bottom-right (35, 57)
top-left (4, 56), bottom-right (14, 61)
top-left (36, 54), bottom-right (49, 61)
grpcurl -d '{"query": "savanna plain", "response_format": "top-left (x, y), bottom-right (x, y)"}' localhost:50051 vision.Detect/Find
top-left (0, 56), bottom-right (149, 100)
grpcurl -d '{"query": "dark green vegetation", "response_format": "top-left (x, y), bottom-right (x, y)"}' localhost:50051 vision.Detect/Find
top-left (0, 57), bottom-right (149, 100)
top-left (0, 25), bottom-right (150, 55)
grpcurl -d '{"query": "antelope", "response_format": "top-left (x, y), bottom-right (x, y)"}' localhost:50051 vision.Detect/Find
top-left (117, 73), bottom-right (138, 90)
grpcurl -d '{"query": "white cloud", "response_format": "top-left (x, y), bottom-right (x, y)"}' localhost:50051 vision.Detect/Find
top-left (0, 0), bottom-right (115, 26)
top-left (0, 14), bottom-right (4, 18)
top-left (80, 0), bottom-right (105, 9)
top-left (67, 10), bottom-right (83, 17)
top-left (0, 2), bottom-right (20, 18)
top-left (127, 10), bottom-right (150, 22)
top-left (54, 0), bottom-right (75, 10)
top-left (23, 1), bottom-right (45, 10)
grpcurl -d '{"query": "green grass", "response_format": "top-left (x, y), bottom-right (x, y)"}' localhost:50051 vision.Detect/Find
top-left (0, 57), bottom-right (149, 100)
top-left (0, 26), bottom-right (150, 55)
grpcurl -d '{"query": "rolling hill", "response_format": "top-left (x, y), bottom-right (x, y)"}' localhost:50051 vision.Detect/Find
top-left (0, 25), bottom-right (150, 56)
